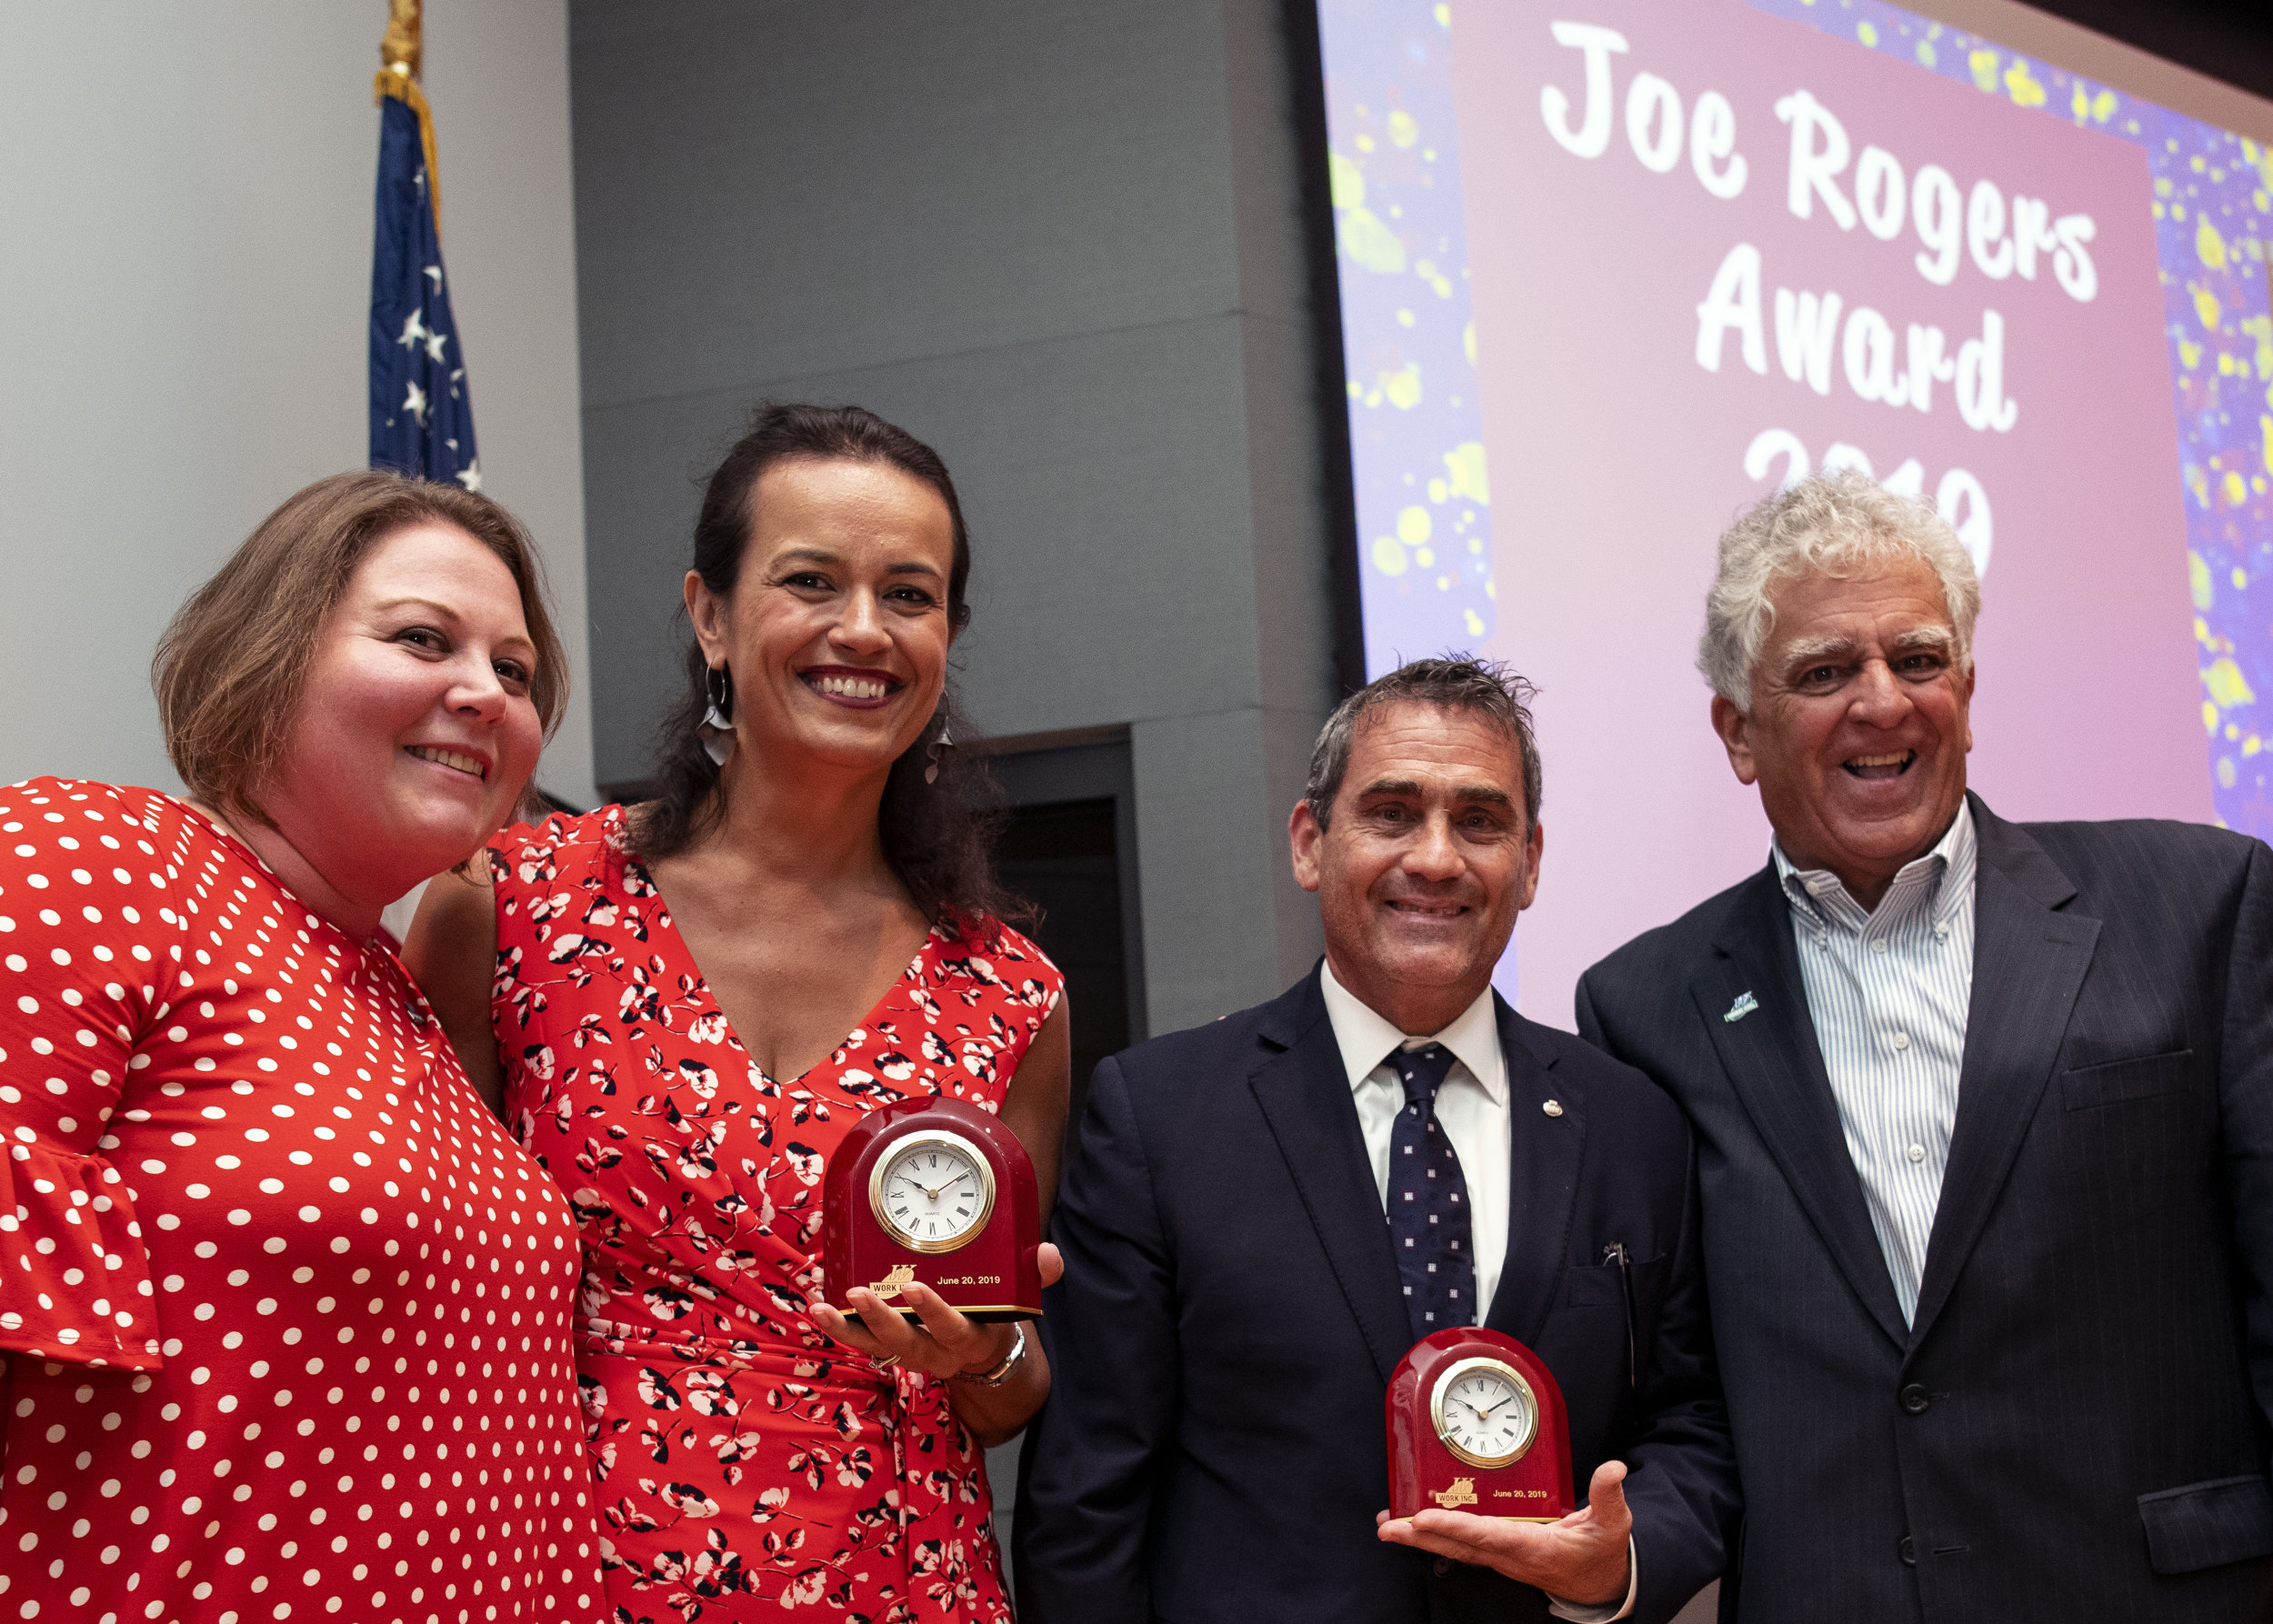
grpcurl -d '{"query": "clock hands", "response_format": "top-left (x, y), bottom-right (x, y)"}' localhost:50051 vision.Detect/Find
top-left (891, 1167), bottom-right (977, 1204)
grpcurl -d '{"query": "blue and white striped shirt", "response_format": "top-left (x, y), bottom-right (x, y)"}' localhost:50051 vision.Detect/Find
top-left (1772, 801), bottom-right (1978, 1325)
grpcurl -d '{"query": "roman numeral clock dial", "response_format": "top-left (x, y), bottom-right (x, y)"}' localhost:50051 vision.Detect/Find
top-left (868, 1128), bottom-right (996, 1254)
top-left (1431, 1356), bottom-right (1538, 1470)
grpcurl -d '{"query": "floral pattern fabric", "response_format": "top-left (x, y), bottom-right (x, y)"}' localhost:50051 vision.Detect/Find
top-left (487, 807), bottom-right (1063, 1623)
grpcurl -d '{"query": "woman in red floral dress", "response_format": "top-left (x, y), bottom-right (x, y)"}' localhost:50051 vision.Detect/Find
top-left (410, 406), bottom-right (1071, 1623)
top-left (0, 473), bottom-right (605, 1623)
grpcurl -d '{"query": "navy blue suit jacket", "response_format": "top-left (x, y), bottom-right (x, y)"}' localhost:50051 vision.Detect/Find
top-left (1015, 967), bottom-right (1737, 1623)
top-left (1577, 796), bottom-right (2273, 1622)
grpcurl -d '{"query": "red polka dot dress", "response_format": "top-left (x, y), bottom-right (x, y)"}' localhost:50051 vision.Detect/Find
top-left (487, 807), bottom-right (1065, 1623)
top-left (0, 780), bottom-right (606, 1624)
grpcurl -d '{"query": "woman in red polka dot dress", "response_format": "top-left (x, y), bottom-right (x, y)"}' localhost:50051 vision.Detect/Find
top-left (0, 474), bottom-right (605, 1623)
top-left (409, 406), bottom-right (1072, 1622)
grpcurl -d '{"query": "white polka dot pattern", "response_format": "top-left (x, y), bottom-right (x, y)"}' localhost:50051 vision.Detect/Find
top-left (0, 781), bottom-right (604, 1622)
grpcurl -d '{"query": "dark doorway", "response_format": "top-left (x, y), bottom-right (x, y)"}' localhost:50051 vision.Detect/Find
top-left (981, 731), bottom-right (1147, 1130)
top-left (978, 736), bottom-right (1146, 1588)
top-left (994, 797), bottom-right (1130, 1136)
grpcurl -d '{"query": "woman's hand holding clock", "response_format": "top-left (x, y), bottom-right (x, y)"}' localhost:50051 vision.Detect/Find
top-left (809, 1243), bottom-right (1064, 1383)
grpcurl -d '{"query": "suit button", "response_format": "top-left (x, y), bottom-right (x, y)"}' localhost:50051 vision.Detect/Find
top-left (1433, 1557), bottom-right (1454, 1578)
top-left (1898, 1535), bottom-right (1917, 1567)
top-left (1898, 1383), bottom-right (1930, 1415)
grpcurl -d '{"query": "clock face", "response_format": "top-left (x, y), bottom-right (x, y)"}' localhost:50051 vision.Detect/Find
top-left (1431, 1357), bottom-right (1538, 1469)
top-left (868, 1128), bottom-right (996, 1255)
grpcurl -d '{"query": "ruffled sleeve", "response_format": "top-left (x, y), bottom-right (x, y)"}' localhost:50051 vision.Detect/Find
top-left (0, 1138), bottom-right (157, 1368)
top-left (0, 779), bottom-right (163, 1369)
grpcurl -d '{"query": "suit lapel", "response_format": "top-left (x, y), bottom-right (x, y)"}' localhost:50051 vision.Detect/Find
top-left (1487, 1003), bottom-right (1584, 1347)
top-left (1906, 797), bottom-right (2098, 1350)
top-left (1696, 866), bottom-right (1911, 1350)
top-left (1247, 971), bottom-right (1412, 1386)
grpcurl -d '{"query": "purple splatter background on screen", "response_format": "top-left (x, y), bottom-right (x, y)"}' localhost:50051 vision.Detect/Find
top-left (1316, 2), bottom-right (1497, 667)
top-left (1320, 0), bottom-right (2273, 838)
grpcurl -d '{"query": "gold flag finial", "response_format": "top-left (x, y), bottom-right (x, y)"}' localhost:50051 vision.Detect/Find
top-left (380, 0), bottom-right (422, 80)
top-left (373, 0), bottom-right (441, 233)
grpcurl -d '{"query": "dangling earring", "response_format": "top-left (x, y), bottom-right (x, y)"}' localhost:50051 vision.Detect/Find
top-left (700, 665), bottom-right (735, 767)
top-left (924, 726), bottom-right (955, 786)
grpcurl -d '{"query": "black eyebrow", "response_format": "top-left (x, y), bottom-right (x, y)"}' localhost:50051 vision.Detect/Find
top-left (776, 546), bottom-right (943, 580)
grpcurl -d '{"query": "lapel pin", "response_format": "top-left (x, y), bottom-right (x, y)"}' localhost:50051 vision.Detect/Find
top-left (1542, 1099), bottom-right (1563, 1118)
top-left (1724, 991), bottom-right (1759, 1023)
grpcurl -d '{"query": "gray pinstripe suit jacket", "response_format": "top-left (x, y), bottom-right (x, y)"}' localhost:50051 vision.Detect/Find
top-left (1577, 794), bottom-right (2273, 1622)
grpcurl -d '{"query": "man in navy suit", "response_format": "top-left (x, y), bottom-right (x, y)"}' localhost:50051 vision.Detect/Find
top-left (1016, 658), bottom-right (1737, 1623)
top-left (1578, 471), bottom-right (2273, 1620)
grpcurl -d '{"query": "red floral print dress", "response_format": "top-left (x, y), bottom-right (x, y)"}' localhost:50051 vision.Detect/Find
top-left (0, 779), bottom-right (604, 1624)
top-left (486, 807), bottom-right (1063, 1623)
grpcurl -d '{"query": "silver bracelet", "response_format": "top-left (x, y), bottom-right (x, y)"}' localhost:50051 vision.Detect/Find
top-left (950, 1323), bottom-right (1027, 1388)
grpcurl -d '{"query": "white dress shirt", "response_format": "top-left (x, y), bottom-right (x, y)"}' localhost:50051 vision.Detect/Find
top-left (1318, 964), bottom-right (1636, 1622)
top-left (1773, 800), bottom-right (1978, 1324)
top-left (1320, 962), bottom-right (1510, 1319)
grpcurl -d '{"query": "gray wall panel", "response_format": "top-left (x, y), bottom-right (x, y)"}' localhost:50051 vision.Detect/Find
top-left (572, 0), bottom-right (1248, 411)
top-left (573, 0), bottom-right (1340, 1032)
top-left (584, 315), bottom-right (1288, 787)
top-left (1131, 707), bottom-right (1292, 1028)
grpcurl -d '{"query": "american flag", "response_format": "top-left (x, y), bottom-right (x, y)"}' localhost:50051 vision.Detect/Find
top-left (369, 75), bottom-right (478, 489)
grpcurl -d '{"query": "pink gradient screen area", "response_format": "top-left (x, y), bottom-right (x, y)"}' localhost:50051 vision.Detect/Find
top-left (1440, 0), bottom-right (2204, 1023)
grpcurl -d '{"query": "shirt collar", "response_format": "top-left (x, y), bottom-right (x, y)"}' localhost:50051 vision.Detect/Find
top-left (1317, 959), bottom-right (1507, 1104)
top-left (1771, 797), bottom-right (1977, 930)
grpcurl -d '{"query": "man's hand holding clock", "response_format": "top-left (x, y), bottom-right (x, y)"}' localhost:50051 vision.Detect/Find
top-left (1377, 1459), bottom-right (1635, 1608)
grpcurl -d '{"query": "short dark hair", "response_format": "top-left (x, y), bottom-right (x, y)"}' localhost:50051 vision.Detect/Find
top-left (154, 469), bottom-right (567, 822)
top-left (1304, 657), bottom-right (1542, 832)
top-left (636, 401), bottom-right (1026, 937)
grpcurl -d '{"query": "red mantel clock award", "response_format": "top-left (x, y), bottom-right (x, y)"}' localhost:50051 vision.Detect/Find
top-left (822, 1096), bottom-right (1043, 1323)
top-left (1387, 1328), bottom-right (1576, 1521)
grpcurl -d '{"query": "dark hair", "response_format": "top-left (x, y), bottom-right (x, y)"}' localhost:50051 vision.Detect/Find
top-left (636, 402), bottom-right (1026, 937)
top-left (155, 469), bottom-right (567, 822)
top-left (1304, 656), bottom-right (1543, 832)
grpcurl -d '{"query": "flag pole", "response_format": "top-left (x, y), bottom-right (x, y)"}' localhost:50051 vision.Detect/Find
top-left (375, 0), bottom-right (441, 236)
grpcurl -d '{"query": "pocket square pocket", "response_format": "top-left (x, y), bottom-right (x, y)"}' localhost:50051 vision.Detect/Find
top-left (2059, 1048), bottom-right (2195, 1112)
top-left (1561, 1252), bottom-right (1667, 1307)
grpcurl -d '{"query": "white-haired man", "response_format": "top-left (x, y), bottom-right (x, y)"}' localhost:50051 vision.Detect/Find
top-left (1577, 470), bottom-right (2273, 1621)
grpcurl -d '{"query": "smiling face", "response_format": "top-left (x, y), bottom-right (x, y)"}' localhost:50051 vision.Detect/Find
top-left (259, 521), bottom-right (546, 908)
top-left (688, 456), bottom-right (957, 781)
top-left (1712, 554), bottom-right (1975, 908)
top-left (1289, 702), bottom-right (1542, 1035)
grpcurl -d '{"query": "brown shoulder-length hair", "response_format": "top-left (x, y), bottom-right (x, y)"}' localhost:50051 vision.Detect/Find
top-left (154, 469), bottom-right (567, 820)
top-left (637, 402), bottom-right (1029, 939)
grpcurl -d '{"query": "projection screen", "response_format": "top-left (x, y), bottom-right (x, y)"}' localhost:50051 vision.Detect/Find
top-left (1318, 0), bottom-right (2273, 1022)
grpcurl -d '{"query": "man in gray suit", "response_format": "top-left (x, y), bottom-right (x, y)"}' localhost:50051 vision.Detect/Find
top-left (1577, 470), bottom-right (2273, 1621)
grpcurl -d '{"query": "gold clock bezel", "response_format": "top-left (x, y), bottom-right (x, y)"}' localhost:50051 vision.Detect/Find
top-left (868, 1128), bottom-right (997, 1255)
top-left (1430, 1355), bottom-right (1538, 1469)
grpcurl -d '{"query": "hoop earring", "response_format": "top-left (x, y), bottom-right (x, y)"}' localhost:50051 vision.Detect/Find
top-left (701, 665), bottom-right (735, 767)
top-left (924, 726), bottom-right (955, 786)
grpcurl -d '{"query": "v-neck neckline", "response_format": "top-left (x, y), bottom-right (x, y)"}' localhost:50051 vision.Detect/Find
top-left (619, 839), bottom-right (943, 1091)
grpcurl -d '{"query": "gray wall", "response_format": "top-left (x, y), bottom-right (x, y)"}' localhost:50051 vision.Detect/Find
top-left (572, 0), bottom-right (1339, 1034)
top-left (0, 2), bottom-right (596, 812)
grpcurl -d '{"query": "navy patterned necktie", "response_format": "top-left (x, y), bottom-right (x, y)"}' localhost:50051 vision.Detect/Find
top-left (1387, 1042), bottom-right (1477, 1343)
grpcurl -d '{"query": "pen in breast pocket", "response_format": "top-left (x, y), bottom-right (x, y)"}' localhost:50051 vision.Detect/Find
top-left (1605, 1242), bottom-right (1636, 1390)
